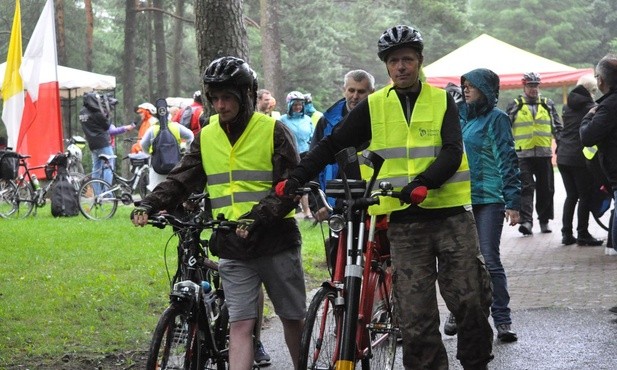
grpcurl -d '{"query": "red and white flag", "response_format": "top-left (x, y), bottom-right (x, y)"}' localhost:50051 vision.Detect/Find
top-left (18, 0), bottom-right (64, 176)
top-left (1, 0), bottom-right (24, 151)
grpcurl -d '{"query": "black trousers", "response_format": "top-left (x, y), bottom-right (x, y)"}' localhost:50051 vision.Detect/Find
top-left (557, 163), bottom-right (593, 235)
top-left (519, 156), bottom-right (554, 224)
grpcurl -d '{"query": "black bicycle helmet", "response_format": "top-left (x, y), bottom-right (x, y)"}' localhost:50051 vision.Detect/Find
top-left (522, 72), bottom-right (541, 85)
top-left (377, 25), bottom-right (424, 61)
top-left (203, 56), bottom-right (256, 89)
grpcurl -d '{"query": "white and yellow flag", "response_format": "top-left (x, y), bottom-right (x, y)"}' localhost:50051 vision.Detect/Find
top-left (1, 0), bottom-right (24, 151)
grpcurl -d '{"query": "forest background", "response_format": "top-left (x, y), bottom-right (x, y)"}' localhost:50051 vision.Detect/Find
top-left (1, 0), bottom-right (616, 142)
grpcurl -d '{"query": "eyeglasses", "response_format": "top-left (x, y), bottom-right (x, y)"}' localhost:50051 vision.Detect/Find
top-left (462, 84), bottom-right (476, 91)
top-left (594, 74), bottom-right (600, 79)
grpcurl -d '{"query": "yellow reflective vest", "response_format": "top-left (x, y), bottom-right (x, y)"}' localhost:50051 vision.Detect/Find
top-left (201, 112), bottom-right (293, 221)
top-left (512, 97), bottom-right (553, 156)
top-left (364, 84), bottom-right (471, 215)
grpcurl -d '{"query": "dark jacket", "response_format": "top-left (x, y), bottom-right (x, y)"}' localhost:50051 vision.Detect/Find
top-left (557, 85), bottom-right (596, 167)
top-left (580, 89), bottom-right (617, 189)
top-left (79, 94), bottom-right (111, 150)
top-left (140, 116), bottom-right (302, 260)
top-left (290, 82), bottom-right (465, 223)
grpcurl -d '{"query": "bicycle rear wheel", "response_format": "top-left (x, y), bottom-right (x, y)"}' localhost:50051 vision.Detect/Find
top-left (146, 304), bottom-right (202, 370)
top-left (4, 180), bottom-right (35, 219)
top-left (0, 179), bottom-right (18, 218)
top-left (78, 178), bottom-right (118, 220)
top-left (299, 286), bottom-right (342, 369)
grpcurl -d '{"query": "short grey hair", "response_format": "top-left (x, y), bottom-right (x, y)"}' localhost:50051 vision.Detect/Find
top-left (344, 69), bottom-right (375, 91)
top-left (576, 74), bottom-right (598, 97)
top-left (596, 54), bottom-right (617, 90)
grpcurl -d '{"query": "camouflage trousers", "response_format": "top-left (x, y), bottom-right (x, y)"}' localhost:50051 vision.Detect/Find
top-left (388, 210), bottom-right (494, 369)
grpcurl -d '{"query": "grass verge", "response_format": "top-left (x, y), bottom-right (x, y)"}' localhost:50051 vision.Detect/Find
top-left (0, 205), bottom-right (328, 367)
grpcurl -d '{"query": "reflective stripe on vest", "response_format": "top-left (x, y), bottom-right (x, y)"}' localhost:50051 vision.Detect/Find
top-left (364, 84), bottom-right (471, 215)
top-left (148, 123), bottom-right (182, 154)
top-left (583, 145), bottom-right (598, 160)
top-left (201, 112), bottom-right (293, 220)
top-left (512, 97), bottom-right (552, 154)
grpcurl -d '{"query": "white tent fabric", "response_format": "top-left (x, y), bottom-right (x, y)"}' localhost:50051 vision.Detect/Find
top-left (424, 34), bottom-right (593, 89)
top-left (0, 62), bottom-right (116, 98)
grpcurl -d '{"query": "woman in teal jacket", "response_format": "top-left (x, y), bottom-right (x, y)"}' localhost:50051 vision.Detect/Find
top-left (444, 68), bottom-right (522, 343)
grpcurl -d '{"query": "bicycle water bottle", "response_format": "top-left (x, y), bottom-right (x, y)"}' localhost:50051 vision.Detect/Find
top-left (31, 174), bottom-right (41, 190)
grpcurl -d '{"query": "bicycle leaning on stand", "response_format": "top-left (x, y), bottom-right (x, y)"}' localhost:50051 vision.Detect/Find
top-left (0, 151), bottom-right (84, 219)
top-left (144, 197), bottom-right (237, 370)
top-left (77, 152), bottom-right (150, 220)
top-left (298, 148), bottom-right (400, 370)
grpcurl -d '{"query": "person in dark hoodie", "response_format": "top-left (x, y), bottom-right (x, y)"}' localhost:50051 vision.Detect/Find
top-left (443, 68), bottom-right (521, 343)
top-left (79, 92), bottom-right (114, 185)
top-left (557, 76), bottom-right (603, 246)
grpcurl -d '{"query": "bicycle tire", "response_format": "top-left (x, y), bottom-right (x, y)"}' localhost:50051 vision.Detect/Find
top-left (138, 168), bottom-right (150, 200)
top-left (0, 179), bottom-right (18, 218)
top-left (299, 286), bottom-right (342, 369)
top-left (593, 211), bottom-right (610, 232)
top-left (363, 277), bottom-right (397, 370)
top-left (78, 178), bottom-right (118, 220)
top-left (8, 180), bottom-right (35, 219)
top-left (146, 304), bottom-right (202, 370)
top-left (213, 302), bottom-right (229, 370)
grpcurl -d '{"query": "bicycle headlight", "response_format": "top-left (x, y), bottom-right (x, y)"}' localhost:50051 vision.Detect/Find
top-left (328, 214), bottom-right (345, 233)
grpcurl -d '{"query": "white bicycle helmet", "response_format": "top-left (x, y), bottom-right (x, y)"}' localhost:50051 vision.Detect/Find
top-left (136, 102), bottom-right (156, 115)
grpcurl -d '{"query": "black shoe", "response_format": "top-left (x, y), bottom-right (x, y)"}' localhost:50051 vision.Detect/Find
top-left (254, 340), bottom-right (271, 366)
top-left (496, 323), bottom-right (518, 342)
top-left (518, 222), bottom-right (532, 235)
top-left (577, 233), bottom-right (604, 246)
top-left (444, 313), bottom-right (457, 336)
top-left (540, 222), bottom-right (552, 233)
top-left (562, 233), bottom-right (576, 245)
top-left (609, 306), bottom-right (617, 314)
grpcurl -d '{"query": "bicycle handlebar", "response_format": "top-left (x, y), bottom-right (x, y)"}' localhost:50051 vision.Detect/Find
top-left (147, 212), bottom-right (238, 232)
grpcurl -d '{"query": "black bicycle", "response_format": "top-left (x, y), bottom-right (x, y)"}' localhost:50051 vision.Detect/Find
top-left (145, 203), bottom-right (237, 370)
top-left (78, 152), bottom-right (150, 220)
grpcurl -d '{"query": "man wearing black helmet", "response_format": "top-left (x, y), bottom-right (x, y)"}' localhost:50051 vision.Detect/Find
top-left (506, 72), bottom-right (563, 235)
top-left (276, 25), bottom-right (493, 369)
top-left (131, 56), bottom-right (306, 370)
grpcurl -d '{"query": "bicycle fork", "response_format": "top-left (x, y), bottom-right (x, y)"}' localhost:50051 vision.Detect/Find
top-left (335, 215), bottom-right (366, 370)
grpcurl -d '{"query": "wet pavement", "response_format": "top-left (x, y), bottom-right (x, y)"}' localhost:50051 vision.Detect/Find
top-left (260, 171), bottom-right (617, 369)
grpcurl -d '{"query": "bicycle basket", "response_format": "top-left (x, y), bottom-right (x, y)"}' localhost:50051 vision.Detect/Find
top-left (0, 150), bottom-right (19, 180)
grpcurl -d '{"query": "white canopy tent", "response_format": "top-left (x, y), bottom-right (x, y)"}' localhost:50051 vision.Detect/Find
top-left (0, 62), bottom-right (116, 97)
top-left (1, 62), bottom-right (116, 137)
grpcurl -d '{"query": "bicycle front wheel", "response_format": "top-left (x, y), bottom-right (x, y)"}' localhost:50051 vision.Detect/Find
top-left (0, 179), bottom-right (18, 218)
top-left (146, 304), bottom-right (202, 370)
top-left (78, 178), bottom-right (118, 220)
top-left (364, 277), bottom-right (397, 370)
top-left (299, 286), bottom-right (342, 369)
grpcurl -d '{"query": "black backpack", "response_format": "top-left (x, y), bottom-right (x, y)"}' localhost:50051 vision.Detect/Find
top-left (151, 98), bottom-right (181, 174)
top-left (51, 166), bottom-right (79, 217)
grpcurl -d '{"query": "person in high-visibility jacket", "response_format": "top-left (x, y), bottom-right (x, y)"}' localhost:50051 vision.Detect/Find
top-left (131, 56), bottom-right (305, 370)
top-left (506, 72), bottom-right (563, 235)
top-left (140, 112), bottom-right (193, 191)
top-left (276, 25), bottom-right (494, 370)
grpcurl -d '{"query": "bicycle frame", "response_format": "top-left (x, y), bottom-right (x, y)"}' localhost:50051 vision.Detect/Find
top-left (301, 148), bottom-right (398, 369)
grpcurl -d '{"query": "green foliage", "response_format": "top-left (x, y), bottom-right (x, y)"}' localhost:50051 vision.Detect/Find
top-left (0, 206), bottom-right (328, 366)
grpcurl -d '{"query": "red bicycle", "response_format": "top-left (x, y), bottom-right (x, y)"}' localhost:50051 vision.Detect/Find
top-left (299, 148), bottom-right (400, 370)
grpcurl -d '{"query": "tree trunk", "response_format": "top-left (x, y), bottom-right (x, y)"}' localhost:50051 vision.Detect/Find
top-left (196, 0), bottom-right (248, 116)
top-left (152, 0), bottom-right (168, 99)
top-left (123, 0), bottom-right (138, 121)
top-left (171, 0), bottom-right (185, 96)
top-left (84, 0), bottom-right (94, 71)
top-left (54, 0), bottom-right (66, 65)
top-left (259, 0), bottom-right (283, 105)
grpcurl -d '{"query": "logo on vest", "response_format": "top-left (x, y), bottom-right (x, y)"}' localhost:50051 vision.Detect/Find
top-left (418, 128), bottom-right (439, 137)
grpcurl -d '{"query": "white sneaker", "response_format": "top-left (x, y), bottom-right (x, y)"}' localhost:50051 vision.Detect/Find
top-left (605, 247), bottom-right (617, 255)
